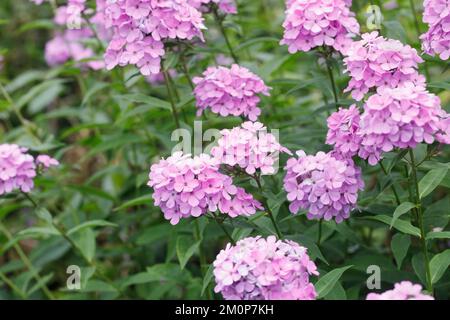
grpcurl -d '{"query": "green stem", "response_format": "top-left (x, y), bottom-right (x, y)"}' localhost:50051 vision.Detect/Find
top-left (409, 149), bottom-right (433, 294)
top-left (379, 161), bottom-right (401, 206)
top-left (0, 268), bottom-right (28, 299)
top-left (180, 52), bottom-right (195, 90)
top-left (317, 220), bottom-right (323, 246)
top-left (0, 221), bottom-right (54, 300)
top-left (213, 215), bottom-right (236, 245)
top-left (193, 220), bottom-right (212, 300)
top-left (163, 69), bottom-right (181, 129)
top-left (213, 8), bottom-right (239, 64)
top-left (325, 57), bottom-right (339, 110)
top-left (253, 174), bottom-right (283, 239)
top-left (21, 193), bottom-right (124, 296)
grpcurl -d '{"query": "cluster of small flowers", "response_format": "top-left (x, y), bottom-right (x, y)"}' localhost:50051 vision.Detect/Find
top-left (326, 85), bottom-right (449, 165)
top-left (283, 150), bottom-right (364, 223)
top-left (103, 0), bottom-right (205, 76)
top-left (193, 64), bottom-right (270, 121)
top-left (0, 144), bottom-right (59, 195)
top-left (326, 104), bottom-right (362, 158)
top-left (420, 0), bottom-right (450, 60)
top-left (280, 0), bottom-right (359, 55)
top-left (43, 0), bottom-right (106, 69)
top-left (344, 32), bottom-right (425, 101)
top-left (189, 0), bottom-right (237, 14)
top-left (213, 236), bottom-right (319, 300)
top-left (366, 281), bottom-right (434, 300)
top-left (357, 84), bottom-right (446, 165)
top-left (211, 122), bottom-right (292, 175)
top-left (148, 152), bottom-right (262, 225)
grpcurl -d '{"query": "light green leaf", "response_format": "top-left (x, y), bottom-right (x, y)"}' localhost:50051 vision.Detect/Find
top-left (176, 236), bottom-right (201, 270)
top-left (391, 233), bottom-right (410, 269)
top-left (316, 265), bottom-right (353, 299)
top-left (201, 264), bottom-right (214, 297)
top-left (426, 231), bottom-right (450, 240)
top-left (390, 202), bottom-right (416, 229)
top-left (430, 249), bottom-right (450, 284)
top-left (418, 167), bottom-right (449, 199)
top-left (362, 215), bottom-right (421, 237)
top-left (67, 220), bottom-right (117, 236)
top-left (114, 195), bottom-right (153, 211)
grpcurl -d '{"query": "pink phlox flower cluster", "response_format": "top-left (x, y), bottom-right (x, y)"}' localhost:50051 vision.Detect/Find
top-left (420, 0), bottom-right (450, 60)
top-left (284, 150), bottom-right (364, 223)
top-left (213, 236), bottom-right (319, 300)
top-left (326, 104), bottom-right (362, 157)
top-left (189, 0), bottom-right (237, 14)
top-left (357, 84), bottom-right (445, 165)
top-left (343, 32), bottom-right (425, 101)
top-left (436, 115), bottom-right (450, 144)
top-left (211, 122), bottom-right (292, 175)
top-left (366, 281), bottom-right (434, 300)
top-left (280, 0), bottom-right (360, 55)
top-left (193, 64), bottom-right (270, 121)
top-left (148, 152), bottom-right (262, 225)
top-left (0, 144), bottom-right (59, 195)
top-left (45, 0), bottom-right (106, 69)
top-left (103, 0), bottom-right (205, 76)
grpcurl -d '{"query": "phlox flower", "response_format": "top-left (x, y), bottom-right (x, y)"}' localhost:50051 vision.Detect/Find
top-left (193, 64), bottom-right (270, 121)
top-left (213, 236), bottom-right (319, 300)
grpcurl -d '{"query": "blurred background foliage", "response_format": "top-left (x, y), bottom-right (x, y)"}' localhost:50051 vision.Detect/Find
top-left (0, 0), bottom-right (449, 299)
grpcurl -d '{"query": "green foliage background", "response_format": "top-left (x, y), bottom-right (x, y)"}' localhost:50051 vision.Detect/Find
top-left (0, 0), bottom-right (449, 300)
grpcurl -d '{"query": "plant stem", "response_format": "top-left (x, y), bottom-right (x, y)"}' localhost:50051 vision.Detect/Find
top-left (379, 161), bottom-right (401, 206)
top-left (253, 174), bottom-right (283, 239)
top-left (180, 52), bottom-right (195, 90)
top-left (0, 269), bottom-right (28, 299)
top-left (213, 8), bottom-right (239, 64)
top-left (21, 193), bottom-right (124, 296)
top-left (213, 215), bottom-right (236, 245)
top-left (193, 220), bottom-right (212, 300)
top-left (0, 222), bottom-right (55, 300)
top-left (163, 69), bottom-right (181, 129)
top-left (408, 149), bottom-right (433, 294)
top-left (317, 220), bottom-right (322, 246)
top-left (325, 57), bottom-right (339, 110)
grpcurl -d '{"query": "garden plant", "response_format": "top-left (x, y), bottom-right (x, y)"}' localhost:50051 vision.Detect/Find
top-left (0, 0), bottom-right (449, 300)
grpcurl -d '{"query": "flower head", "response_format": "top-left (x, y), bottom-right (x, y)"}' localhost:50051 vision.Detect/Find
top-left (326, 104), bottom-right (362, 157)
top-left (357, 84), bottom-right (446, 165)
top-left (211, 121), bottom-right (292, 175)
top-left (366, 281), bottom-right (434, 300)
top-left (284, 150), bottom-right (364, 223)
top-left (0, 144), bottom-right (59, 195)
top-left (148, 152), bottom-right (262, 225)
top-left (280, 0), bottom-right (360, 55)
top-left (421, 1), bottom-right (450, 60)
top-left (213, 236), bottom-right (319, 300)
top-left (344, 32), bottom-right (425, 100)
top-left (103, 0), bottom-right (205, 75)
top-left (193, 64), bottom-right (270, 121)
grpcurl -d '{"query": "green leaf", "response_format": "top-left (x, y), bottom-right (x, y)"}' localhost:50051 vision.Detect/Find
top-left (136, 224), bottom-right (172, 245)
top-left (201, 264), bottom-right (214, 297)
top-left (390, 202), bottom-right (416, 229)
top-left (176, 236), bottom-right (201, 270)
top-left (67, 220), bottom-right (117, 236)
top-left (426, 231), bottom-right (450, 240)
top-left (418, 167), bottom-right (449, 199)
top-left (19, 19), bottom-right (54, 33)
top-left (315, 265), bottom-right (353, 299)
top-left (391, 233), bottom-right (410, 269)
top-left (114, 93), bottom-right (171, 110)
top-left (34, 207), bottom-right (53, 224)
top-left (121, 270), bottom-right (164, 289)
top-left (430, 249), bottom-right (450, 284)
top-left (362, 215), bottom-right (421, 237)
top-left (323, 281), bottom-right (347, 300)
top-left (412, 253), bottom-right (426, 285)
top-left (73, 229), bottom-right (96, 263)
top-left (114, 195), bottom-right (153, 211)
